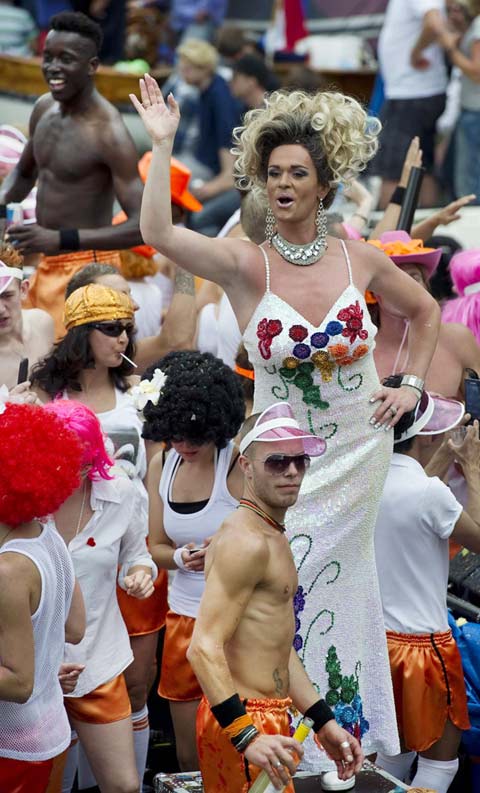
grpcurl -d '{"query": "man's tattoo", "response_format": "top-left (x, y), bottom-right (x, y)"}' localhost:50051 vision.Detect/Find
top-left (273, 667), bottom-right (288, 696)
top-left (174, 266), bottom-right (195, 295)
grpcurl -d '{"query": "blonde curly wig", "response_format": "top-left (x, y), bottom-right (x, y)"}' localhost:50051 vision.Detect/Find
top-left (232, 90), bottom-right (381, 209)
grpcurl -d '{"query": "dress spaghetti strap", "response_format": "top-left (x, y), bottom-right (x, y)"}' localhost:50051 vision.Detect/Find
top-left (340, 239), bottom-right (354, 286)
top-left (258, 245), bottom-right (271, 293)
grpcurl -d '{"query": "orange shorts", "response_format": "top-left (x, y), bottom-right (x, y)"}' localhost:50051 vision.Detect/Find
top-left (387, 629), bottom-right (470, 751)
top-left (64, 673), bottom-right (131, 725)
top-left (158, 611), bottom-right (202, 701)
top-left (0, 750), bottom-right (67, 793)
top-left (118, 570), bottom-right (169, 636)
top-left (197, 695), bottom-right (293, 793)
top-left (23, 249), bottom-right (121, 339)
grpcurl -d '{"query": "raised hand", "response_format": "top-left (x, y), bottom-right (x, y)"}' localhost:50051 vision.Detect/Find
top-left (129, 74), bottom-right (180, 146)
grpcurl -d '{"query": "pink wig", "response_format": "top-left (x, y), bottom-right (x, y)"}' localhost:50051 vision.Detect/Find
top-left (442, 249), bottom-right (480, 343)
top-left (44, 400), bottom-right (113, 480)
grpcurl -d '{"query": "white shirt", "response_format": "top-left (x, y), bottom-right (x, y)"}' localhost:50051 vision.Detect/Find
top-left (217, 293), bottom-right (242, 369)
top-left (374, 453), bottom-right (462, 633)
top-left (51, 476), bottom-right (157, 697)
top-left (128, 279), bottom-right (163, 340)
top-left (379, 0), bottom-right (447, 99)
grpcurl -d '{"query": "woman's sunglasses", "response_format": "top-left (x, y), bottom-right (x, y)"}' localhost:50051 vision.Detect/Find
top-left (89, 321), bottom-right (135, 337)
top-left (262, 453), bottom-right (311, 475)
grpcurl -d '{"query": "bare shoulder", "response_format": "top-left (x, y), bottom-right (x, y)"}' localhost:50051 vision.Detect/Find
top-left (148, 448), bottom-right (166, 479)
top-left (31, 93), bottom-right (55, 127)
top-left (229, 238), bottom-right (278, 291)
top-left (96, 96), bottom-right (136, 144)
top-left (0, 552), bottom-right (39, 593)
top-left (23, 307), bottom-right (53, 333)
top-left (214, 512), bottom-right (270, 563)
top-left (22, 309), bottom-right (54, 360)
top-left (338, 237), bottom-right (390, 285)
top-left (441, 322), bottom-right (480, 361)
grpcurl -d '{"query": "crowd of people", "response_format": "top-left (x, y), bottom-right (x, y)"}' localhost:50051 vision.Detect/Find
top-left (2, 3), bottom-right (480, 793)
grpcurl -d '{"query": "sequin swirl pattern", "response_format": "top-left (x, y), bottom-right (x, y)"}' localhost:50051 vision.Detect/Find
top-left (243, 243), bottom-right (399, 770)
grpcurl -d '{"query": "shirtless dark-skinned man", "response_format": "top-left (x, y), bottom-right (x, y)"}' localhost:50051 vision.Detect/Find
top-left (0, 11), bottom-right (144, 338)
top-left (188, 403), bottom-right (363, 793)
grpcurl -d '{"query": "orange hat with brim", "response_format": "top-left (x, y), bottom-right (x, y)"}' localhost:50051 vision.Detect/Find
top-left (113, 154), bottom-right (203, 259)
top-left (139, 152), bottom-right (203, 212)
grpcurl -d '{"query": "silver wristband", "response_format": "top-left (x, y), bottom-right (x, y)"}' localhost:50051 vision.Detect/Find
top-left (401, 374), bottom-right (424, 393)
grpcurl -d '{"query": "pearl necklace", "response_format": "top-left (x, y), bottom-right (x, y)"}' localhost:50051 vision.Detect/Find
top-left (271, 231), bottom-right (328, 266)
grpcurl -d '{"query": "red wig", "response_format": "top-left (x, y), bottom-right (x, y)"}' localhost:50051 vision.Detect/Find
top-left (0, 404), bottom-right (83, 527)
top-left (44, 400), bottom-right (113, 480)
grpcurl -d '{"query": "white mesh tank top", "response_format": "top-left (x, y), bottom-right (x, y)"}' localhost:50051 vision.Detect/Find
top-left (0, 522), bottom-right (74, 760)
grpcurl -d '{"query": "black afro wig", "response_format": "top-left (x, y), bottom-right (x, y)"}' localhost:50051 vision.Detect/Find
top-left (141, 351), bottom-right (246, 448)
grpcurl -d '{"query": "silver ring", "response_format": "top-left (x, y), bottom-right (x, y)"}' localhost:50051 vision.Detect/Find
top-left (389, 406), bottom-right (398, 416)
top-left (340, 740), bottom-right (350, 749)
top-left (273, 760), bottom-right (283, 768)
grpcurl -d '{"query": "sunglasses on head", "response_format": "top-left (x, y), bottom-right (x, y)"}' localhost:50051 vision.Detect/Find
top-left (262, 453), bottom-right (311, 475)
top-left (90, 321), bottom-right (135, 337)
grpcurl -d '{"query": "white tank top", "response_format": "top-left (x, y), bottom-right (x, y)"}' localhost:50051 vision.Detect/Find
top-left (160, 442), bottom-right (238, 618)
top-left (0, 523), bottom-right (74, 760)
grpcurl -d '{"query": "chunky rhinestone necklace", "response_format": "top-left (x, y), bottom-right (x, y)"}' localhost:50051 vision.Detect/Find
top-left (271, 231), bottom-right (328, 266)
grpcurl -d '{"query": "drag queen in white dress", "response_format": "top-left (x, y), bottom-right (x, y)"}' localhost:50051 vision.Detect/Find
top-left (131, 77), bottom-right (441, 772)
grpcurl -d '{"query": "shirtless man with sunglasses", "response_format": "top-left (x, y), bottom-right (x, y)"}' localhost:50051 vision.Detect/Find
top-left (188, 403), bottom-right (363, 793)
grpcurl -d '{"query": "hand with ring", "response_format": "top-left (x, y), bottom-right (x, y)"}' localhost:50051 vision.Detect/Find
top-left (243, 733), bottom-right (303, 788)
top-left (369, 384), bottom-right (419, 430)
top-left (314, 721), bottom-right (363, 779)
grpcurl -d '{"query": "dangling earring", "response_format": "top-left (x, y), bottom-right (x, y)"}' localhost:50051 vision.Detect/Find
top-left (265, 208), bottom-right (276, 245)
top-left (315, 199), bottom-right (328, 248)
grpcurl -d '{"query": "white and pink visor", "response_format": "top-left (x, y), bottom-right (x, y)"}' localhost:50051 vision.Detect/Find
top-left (240, 402), bottom-right (326, 456)
top-left (396, 392), bottom-right (465, 443)
top-left (0, 260), bottom-right (23, 296)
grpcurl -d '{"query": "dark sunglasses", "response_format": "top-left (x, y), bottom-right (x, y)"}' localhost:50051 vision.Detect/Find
top-left (89, 321), bottom-right (135, 337)
top-left (262, 453), bottom-right (311, 475)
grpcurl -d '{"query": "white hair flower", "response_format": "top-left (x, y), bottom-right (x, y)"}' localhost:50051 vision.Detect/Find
top-left (130, 368), bottom-right (167, 411)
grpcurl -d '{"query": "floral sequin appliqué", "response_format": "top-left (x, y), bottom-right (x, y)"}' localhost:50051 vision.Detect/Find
top-left (324, 645), bottom-right (370, 740)
top-left (257, 302), bottom-right (370, 409)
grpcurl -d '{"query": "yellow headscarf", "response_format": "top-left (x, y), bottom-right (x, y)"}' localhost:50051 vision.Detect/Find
top-left (63, 284), bottom-right (134, 330)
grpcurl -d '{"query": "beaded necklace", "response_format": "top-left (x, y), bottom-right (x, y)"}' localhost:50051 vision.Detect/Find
top-left (238, 498), bottom-right (286, 533)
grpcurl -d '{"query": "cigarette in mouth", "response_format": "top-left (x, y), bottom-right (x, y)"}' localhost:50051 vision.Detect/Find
top-left (120, 353), bottom-right (137, 368)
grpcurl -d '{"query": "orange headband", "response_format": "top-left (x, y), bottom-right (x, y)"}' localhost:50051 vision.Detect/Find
top-left (63, 283), bottom-right (134, 330)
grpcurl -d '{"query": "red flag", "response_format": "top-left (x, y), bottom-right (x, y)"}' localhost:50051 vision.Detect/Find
top-left (284, 0), bottom-right (308, 51)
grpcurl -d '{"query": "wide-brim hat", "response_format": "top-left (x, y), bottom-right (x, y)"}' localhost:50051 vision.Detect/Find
top-left (239, 402), bottom-right (326, 456)
top-left (396, 391), bottom-right (465, 444)
top-left (138, 152), bottom-right (203, 212)
top-left (0, 261), bottom-right (23, 295)
top-left (368, 231), bottom-right (442, 278)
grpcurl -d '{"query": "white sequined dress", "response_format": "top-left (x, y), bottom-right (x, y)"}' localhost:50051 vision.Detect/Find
top-left (243, 241), bottom-right (400, 769)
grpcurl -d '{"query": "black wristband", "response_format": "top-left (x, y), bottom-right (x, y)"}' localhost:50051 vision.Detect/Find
top-left (0, 204), bottom-right (6, 219)
top-left (390, 186), bottom-right (406, 206)
top-left (211, 693), bottom-right (247, 728)
top-left (304, 699), bottom-right (335, 732)
top-left (59, 228), bottom-right (80, 251)
top-left (231, 725), bottom-right (260, 752)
